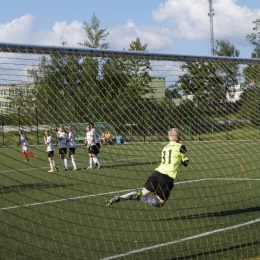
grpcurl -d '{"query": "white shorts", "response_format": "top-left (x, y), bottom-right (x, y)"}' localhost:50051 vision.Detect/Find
top-left (22, 145), bottom-right (29, 151)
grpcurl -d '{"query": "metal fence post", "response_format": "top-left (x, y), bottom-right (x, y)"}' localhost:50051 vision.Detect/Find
top-left (35, 107), bottom-right (39, 145)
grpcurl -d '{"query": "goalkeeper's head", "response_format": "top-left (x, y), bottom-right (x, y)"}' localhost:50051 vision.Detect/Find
top-left (168, 128), bottom-right (182, 142)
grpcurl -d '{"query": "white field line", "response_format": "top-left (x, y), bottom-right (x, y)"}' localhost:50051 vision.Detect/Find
top-left (0, 189), bottom-right (136, 211)
top-left (1, 176), bottom-right (260, 260)
top-left (1, 177), bottom-right (260, 211)
top-left (99, 218), bottom-right (260, 260)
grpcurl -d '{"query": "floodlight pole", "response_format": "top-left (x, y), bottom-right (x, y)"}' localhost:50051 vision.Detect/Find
top-left (208, 0), bottom-right (215, 55)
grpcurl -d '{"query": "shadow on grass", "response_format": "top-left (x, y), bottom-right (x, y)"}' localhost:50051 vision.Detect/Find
top-left (165, 240), bottom-right (260, 260)
top-left (157, 207), bottom-right (260, 221)
top-left (0, 182), bottom-right (75, 194)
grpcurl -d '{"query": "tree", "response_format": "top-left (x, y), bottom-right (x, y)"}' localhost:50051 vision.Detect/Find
top-left (78, 13), bottom-right (109, 49)
top-left (175, 39), bottom-right (241, 118)
top-left (243, 20), bottom-right (260, 87)
top-left (101, 37), bottom-right (153, 99)
top-left (213, 39), bottom-right (240, 57)
top-left (128, 37), bottom-right (148, 52)
top-left (99, 38), bottom-right (154, 126)
top-left (236, 20), bottom-right (260, 125)
top-left (246, 19), bottom-right (260, 58)
top-left (213, 39), bottom-right (241, 92)
top-left (27, 54), bottom-right (100, 124)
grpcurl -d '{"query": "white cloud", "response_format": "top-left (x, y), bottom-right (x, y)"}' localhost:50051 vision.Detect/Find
top-left (0, 15), bottom-right (174, 52)
top-left (0, 14), bottom-right (35, 43)
top-left (107, 20), bottom-right (174, 52)
top-left (1, 0), bottom-right (259, 55)
top-left (152, 0), bottom-right (260, 43)
top-left (32, 20), bottom-right (85, 46)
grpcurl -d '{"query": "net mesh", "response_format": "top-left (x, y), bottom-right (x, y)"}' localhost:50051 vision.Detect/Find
top-left (0, 43), bottom-right (260, 260)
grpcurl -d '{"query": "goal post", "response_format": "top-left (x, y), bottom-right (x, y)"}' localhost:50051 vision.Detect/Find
top-left (0, 42), bottom-right (260, 260)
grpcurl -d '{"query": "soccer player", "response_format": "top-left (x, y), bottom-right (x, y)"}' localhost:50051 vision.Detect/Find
top-left (44, 130), bottom-right (58, 173)
top-left (56, 126), bottom-right (68, 171)
top-left (19, 130), bottom-right (37, 161)
top-left (85, 124), bottom-right (100, 170)
top-left (100, 131), bottom-right (106, 145)
top-left (105, 128), bottom-right (189, 208)
top-left (89, 122), bottom-right (102, 169)
top-left (67, 126), bottom-right (77, 170)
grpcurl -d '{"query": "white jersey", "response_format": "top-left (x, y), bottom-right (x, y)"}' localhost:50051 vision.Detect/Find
top-left (46, 136), bottom-right (54, 152)
top-left (68, 132), bottom-right (77, 148)
top-left (58, 132), bottom-right (67, 148)
top-left (91, 128), bottom-right (100, 144)
top-left (86, 131), bottom-right (96, 146)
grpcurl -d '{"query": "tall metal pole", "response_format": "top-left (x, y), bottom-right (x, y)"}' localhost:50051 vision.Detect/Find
top-left (208, 0), bottom-right (215, 55)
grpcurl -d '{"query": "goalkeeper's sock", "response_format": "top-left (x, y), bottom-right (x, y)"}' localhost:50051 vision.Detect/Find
top-left (140, 196), bottom-right (160, 207)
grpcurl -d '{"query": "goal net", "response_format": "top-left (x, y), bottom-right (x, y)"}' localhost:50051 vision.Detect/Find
top-left (0, 43), bottom-right (259, 260)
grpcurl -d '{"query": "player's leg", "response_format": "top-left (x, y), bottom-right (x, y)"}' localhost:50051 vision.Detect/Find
top-left (60, 149), bottom-right (68, 171)
top-left (27, 150), bottom-right (36, 157)
top-left (140, 172), bottom-right (173, 207)
top-left (105, 189), bottom-right (143, 206)
top-left (70, 149), bottom-right (77, 170)
top-left (48, 152), bottom-right (55, 172)
top-left (93, 144), bottom-right (101, 169)
top-left (87, 154), bottom-right (93, 170)
top-left (23, 149), bottom-right (29, 161)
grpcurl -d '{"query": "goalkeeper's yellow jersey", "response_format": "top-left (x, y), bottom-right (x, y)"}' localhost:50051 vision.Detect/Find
top-left (155, 141), bottom-right (188, 179)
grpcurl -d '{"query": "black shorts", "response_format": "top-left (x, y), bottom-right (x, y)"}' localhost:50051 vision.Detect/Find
top-left (69, 147), bottom-right (76, 156)
top-left (144, 171), bottom-right (174, 201)
top-left (96, 143), bottom-right (100, 151)
top-left (47, 151), bottom-right (54, 158)
top-left (59, 148), bottom-right (67, 155)
top-left (88, 145), bottom-right (99, 155)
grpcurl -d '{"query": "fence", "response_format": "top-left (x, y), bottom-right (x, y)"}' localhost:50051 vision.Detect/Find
top-left (0, 42), bottom-right (260, 260)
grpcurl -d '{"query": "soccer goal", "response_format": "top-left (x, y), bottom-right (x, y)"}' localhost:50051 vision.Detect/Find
top-left (0, 43), bottom-right (259, 260)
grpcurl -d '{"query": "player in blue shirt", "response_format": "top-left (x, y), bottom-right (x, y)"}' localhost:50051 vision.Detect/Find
top-left (19, 130), bottom-right (37, 161)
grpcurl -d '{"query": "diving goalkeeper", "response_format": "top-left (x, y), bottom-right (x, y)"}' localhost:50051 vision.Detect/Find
top-left (105, 128), bottom-right (189, 208)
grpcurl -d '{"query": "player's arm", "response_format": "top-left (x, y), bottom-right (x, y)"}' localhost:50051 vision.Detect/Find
top-left (180, 145), bottom-right (189, 167)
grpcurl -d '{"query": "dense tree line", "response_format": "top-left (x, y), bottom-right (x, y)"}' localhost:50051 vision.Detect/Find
top-left (5, 15), bottom-right (260, 135)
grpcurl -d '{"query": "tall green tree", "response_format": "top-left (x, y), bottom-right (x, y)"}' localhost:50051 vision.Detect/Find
top-left (101, 37), bottom-right (153, 99)
top-left (78, 13), bottom-right (109, 49)
top-left (237, 20), bottom-right (260, 125)
top-left (213, 39), bottom-right (240, 57)
top-left (27, 54), bottom-right (99, 124)
top-left (99, 38), bottom-right (154, 126)
top-left (243, 19), bottom-right (260, 87)
top-left (213, 39), bottom-right (241, 91)
top-left (246, 19), bottom-right (260, 58)
top-left (128, 37), bottom-right (148, 51)
top-left (176, 39), bottom-right (240, 116)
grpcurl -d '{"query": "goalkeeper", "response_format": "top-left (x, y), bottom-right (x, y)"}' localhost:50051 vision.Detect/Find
top-left (105, 128), bottom-right (189, 208)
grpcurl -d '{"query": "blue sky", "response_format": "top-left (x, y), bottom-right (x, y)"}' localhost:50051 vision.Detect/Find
top-left (0, 0), bottom-right (259, 57)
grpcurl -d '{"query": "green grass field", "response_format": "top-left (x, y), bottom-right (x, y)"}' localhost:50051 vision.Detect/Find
top-left (0, 142), bottom-right (260, 260)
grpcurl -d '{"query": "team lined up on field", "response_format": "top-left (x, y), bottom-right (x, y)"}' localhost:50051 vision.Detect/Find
top-left (20, 127), bottom-right (189, 208)
top-left (19, 123), bottom-right (102, 172)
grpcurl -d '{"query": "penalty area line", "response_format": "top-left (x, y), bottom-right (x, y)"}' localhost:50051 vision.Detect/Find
top-left (0, 189), bottom-right (136, 211)
top-left (1, 177), bottom-right (259, 211)
top-left (100, 218), bottom-right (260, 260)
